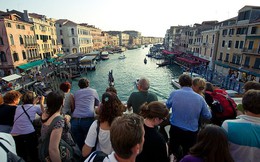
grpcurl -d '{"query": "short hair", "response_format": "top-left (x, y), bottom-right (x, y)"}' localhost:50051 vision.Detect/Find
top-left (192, 77), bottom-right (206, 91)
top-left (242, 89), bottom-right (260, 114)
top-left (205, 82), bottom-right (214, 92)
top-left (78, 78), bottom-right (89, 89)
top-left (45, 91), bottom-right (64, 118)
top-left (3, 90), bottom-right (22, 104)
top-left (60, 82), bottom-right (71, 92)
top-left (179, 74), bottom-right (192, 87)
top-left (139, 101), bottom-right (169, 119)
top-left (189, 124), bottom-right (233, 162)
top-left (243, 81), bottom-right (260, 92)
top-left (99, 92), bottom-right (124, 125)
top-left (21, 91), bottom-right (37, 104)
top-left (138, 77), bottom-right (150, 91)
top-left (110, 114), bottom-right (144, 159)
top-left (106, 86), bottom-right (117, 94)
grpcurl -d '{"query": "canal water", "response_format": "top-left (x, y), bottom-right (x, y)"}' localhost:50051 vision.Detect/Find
top-left (70, 47), bottom-right (182, 101)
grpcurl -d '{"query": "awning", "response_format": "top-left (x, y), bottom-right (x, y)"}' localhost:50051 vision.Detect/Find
top-left (17, 60), bottom-right (44, 70)
top-left (214, 61), bottom-right (229, 68)
top-left (47, 58), bottom-right (56, 63)
top-left (162, 50), bottom-right (174, 55)
top-left (192, 56), bottom-right (210, 63)
top-left (57, 53), bottom-right (64, 57)
top-left (80, 55), bottom-right (96, 63)
top-left (2, 74), bottom-right (22, 82)
top-left (176, 57), bottom-right (200, 65)
top-left (249, 71), bottom-right (260, 77)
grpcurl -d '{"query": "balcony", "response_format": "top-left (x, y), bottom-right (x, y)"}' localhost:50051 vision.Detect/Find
top-left (242, 48), bottom-right (260, 55)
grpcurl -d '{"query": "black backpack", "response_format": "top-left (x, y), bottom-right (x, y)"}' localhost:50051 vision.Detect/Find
top-left (0, 138), bottom-right (26, 162)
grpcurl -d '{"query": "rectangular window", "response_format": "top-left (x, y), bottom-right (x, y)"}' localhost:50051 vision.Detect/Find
top-left (225, 53), bottom-right (229, 62)
top-left (222, 40), bottom-right (225, 47)
top-left (251, 27), bottom-right (257, 34)
top-left (232, 55), bottom-right (236, 63)
top-left (244, 56), bottom-right (250, 67)
top-left (219, 52), bottom-right (223, 60)
top-left (253, 58), bottom-right (260, 69)
top-left (240, 41), bottom-right (244, 49)
top-left (235, 41), bottom-right (239, 48)
top-left (222, 29), bottom-right (228, 36)
top-left (228, 41), bottom-right (232, 48)
top-left (248, 41), bottom-right (254, 50)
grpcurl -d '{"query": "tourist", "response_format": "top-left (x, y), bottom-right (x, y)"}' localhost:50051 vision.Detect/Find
top-left (10, 91), bottom-right (43, 162)
top-left (136, 101), bottom-right (169, 162)
top-left (180, 124), bottom-right (234, 162)
top-left (82, 92), bottom-right (124, 158)
top-left (85, 113), bottom-right (145, 162)
top-left (127, 77), bottom-right (158, 114)
top-left (39, 91), bottom-right (78, 161)
top-left (192, 77), bottom-right (206, 97)
top-left (0, 132), bottom-right (18, 161)
top-left (222, 90), bottom-right (260, 162)
top-left (0, 90), bottom-right (22, 133)
top-left (236, 81), bottom-right (260, 114)
top-left (71, 78), bottom-right (100, 149)
top-left (60, 81), bottom-right (75, 115)
top-left (166, 74), bottom-right (212, 161)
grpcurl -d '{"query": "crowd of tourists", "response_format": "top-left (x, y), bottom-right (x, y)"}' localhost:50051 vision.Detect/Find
top-left (0, 75), bottom-right (259, 162)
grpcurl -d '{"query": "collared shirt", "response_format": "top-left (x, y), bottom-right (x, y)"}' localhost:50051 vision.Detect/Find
top-left (73, 87), bottom-right (100, 118)
top-left (166, 87), bottom-right (211, 132)
top-left (222, 115), bottom-right (260, 162)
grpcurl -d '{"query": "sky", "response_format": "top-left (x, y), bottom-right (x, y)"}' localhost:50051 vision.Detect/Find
top-left (1, 0), bottom-right (260, 37)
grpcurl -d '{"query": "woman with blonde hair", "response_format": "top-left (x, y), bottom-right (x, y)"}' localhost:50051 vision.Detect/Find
top-left (136, 101), bottom-right (169, 162)
top-left (192, 77), bottom-right (206, 97)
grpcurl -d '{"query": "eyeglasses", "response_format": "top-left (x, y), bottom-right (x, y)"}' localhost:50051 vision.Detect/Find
top-left (159, 117), bottom-right (168, 121)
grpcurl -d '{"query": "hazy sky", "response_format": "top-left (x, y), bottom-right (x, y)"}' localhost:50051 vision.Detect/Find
top-left (1, 0), bottom-right (259, 37)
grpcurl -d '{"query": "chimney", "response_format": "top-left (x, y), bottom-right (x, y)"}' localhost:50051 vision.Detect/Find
top-left (23, 10), bottom-right (29, 22)
top-left (6, 9), bottom-right (9, 12)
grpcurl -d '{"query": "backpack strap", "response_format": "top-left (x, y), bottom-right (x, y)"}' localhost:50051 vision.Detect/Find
top-left (214, 92), bottom-right (237, 118)
top-left (0, 141), bottom-right (10, 153)
top-left (40, 116), bottom-right (64, 141)
top-left (87, 151), bottom-right (108, 162)
top-left (93, 121), bottom-right (100, 151)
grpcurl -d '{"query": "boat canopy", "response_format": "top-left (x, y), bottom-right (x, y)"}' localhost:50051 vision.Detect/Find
top-left (2, 74), bottom-right (22, 82)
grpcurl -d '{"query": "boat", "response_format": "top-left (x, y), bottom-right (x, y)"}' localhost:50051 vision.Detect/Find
top-left (118, 55), bottom-right (126, 59)
top-left (80, 55), bottom-right (97, 70)
top-left (156, 61), bottom-right (169, 67)
top-left (100, 51), bottom-right (109, 60)
top-left (144, 58), bottom-right (147, 64)
top-left (171, 72), bottom-right (202, 89)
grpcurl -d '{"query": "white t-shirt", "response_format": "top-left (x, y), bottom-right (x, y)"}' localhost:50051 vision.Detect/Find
top-left (85, 120), bottom-right (113, 155)
top-left (0, 132), bottom-right (17, 162)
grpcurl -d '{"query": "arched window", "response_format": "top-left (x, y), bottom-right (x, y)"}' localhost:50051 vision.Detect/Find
top-left (71, 28), bottom-right (74, 35)
top-left (72, 38), bottom-right (75, 45)
top-left (0, 36), bottom-right (3, 45)
top-left (10, 34), bottom-right (14, 45)
top-left (13, 52), bottom-right (19, 61)
top-left (19, 35), bottom-right (24, 44)
top-left (0, 51), bottom-right (7, 62)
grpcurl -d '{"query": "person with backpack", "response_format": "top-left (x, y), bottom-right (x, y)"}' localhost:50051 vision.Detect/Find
top-left (204, 82), bottom-right (237, 126)
top-left (82, 92), bottom-right (125, 159)
top-left (38, 91), bottom-right (81, 162)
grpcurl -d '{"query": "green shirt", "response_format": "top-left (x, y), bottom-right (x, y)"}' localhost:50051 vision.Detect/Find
top-left (127, 91), bottom-right (158, 114)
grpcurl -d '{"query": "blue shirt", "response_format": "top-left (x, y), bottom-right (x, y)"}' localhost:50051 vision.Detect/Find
top-left (73, 87), bottom-right (100, 118)
top-left (166, 87), bottom-right (211, 132)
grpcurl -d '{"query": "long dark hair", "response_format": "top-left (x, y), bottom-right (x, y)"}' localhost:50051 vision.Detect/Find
top-left (42, 91), bottom-right (64, 123)
top-left (189, 124), bottom-right (234, 162)
top-left (98, 92), bottom-right (124, 126)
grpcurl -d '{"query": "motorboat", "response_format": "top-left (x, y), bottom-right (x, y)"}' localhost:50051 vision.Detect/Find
top-left (101, 51), bottom-right (109, 60)
top-left (118, 55), bottom-right (126, 59)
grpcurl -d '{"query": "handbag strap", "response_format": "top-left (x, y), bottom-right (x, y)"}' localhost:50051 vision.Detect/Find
top-left (14, 105), bottom-right (34, 124)
top-left (94, 121), bottom-right (100, 149)
top-left (21, 105), bottom-right (33, 124)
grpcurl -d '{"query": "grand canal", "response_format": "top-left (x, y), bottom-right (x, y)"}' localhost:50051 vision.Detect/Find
top-left (70, 47), bottom-right (183, 101)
